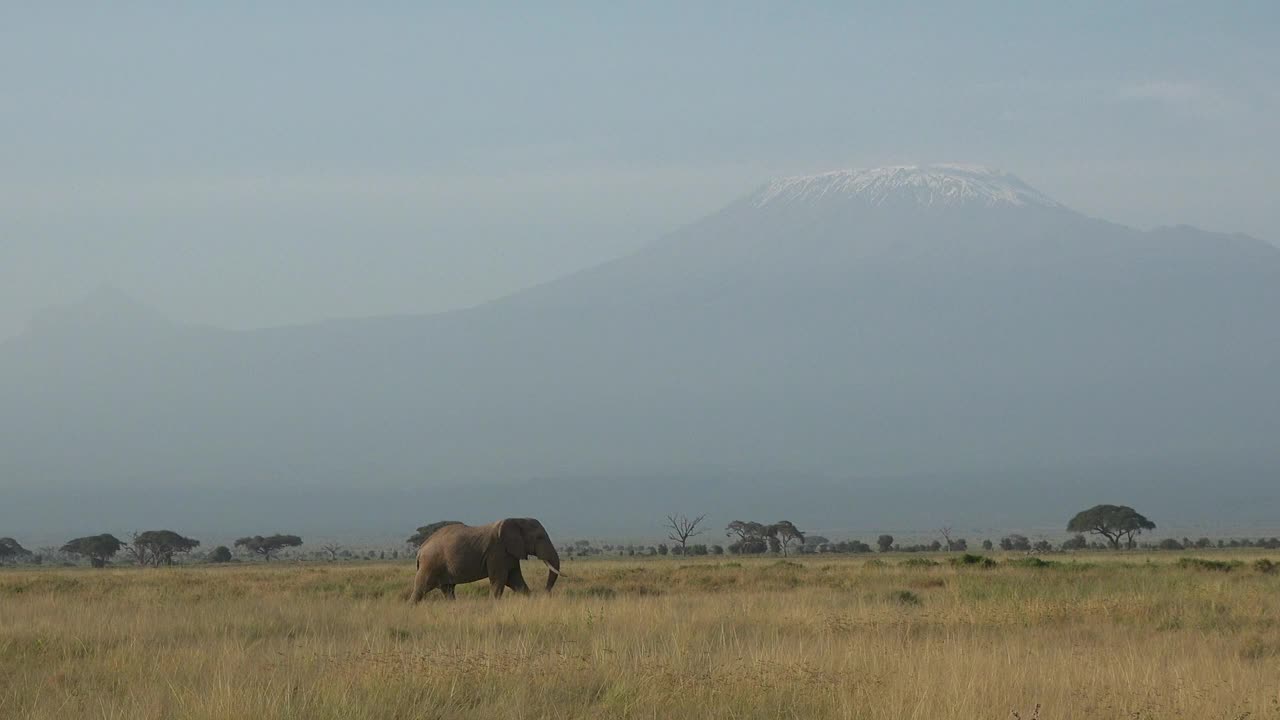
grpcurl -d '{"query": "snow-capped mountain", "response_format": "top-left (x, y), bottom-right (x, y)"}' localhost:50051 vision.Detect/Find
top-left (3, 166), bottom-right (1279, 534)
top-left (751, 164), bottom-right (1061, 210)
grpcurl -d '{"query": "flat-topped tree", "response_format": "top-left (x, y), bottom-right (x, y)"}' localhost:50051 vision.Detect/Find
top-left (234, 534), bottom-right (302, 561)
top-left (61, 534), bottom-right (123, 568)
top-left (725, 521), bottom-right (769, 554)
top-left (136, 530), bottom-right (200, 566)
top-left (1067, 505), bottom-right (1155, 550)
top-left (768, 521), bottom-right (805, 557)
top-left (406, 521), bottom-right (463, 549)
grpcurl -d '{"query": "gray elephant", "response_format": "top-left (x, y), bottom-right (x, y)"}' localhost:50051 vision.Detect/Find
top-left (410, 517), bottom-right (563, 602)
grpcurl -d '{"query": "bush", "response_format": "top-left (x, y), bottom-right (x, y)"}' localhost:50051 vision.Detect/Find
top-left (1006, 557), bottom-right (1056, 568)
top-left (1061, 534), bottom-right (1088, 551)
top-left (948, 553), bottom-right (996, 568)
top-left (209, 546), bottom-right (233, 563)
top-left (900, 558), bottom-right (939, 568)
top-left (1254, 559), bottom-right (1278, 575)
top-left (729, 539), bottom-right (768, 555)
top-left (889, 590), bottom-right (921, 606)
top-left (1000, 534), bottom-right (1031, 551)
top-left (1157, 538), bottom-right (1184, 551)
top-left (1176, 557), bottom-right (1241, 572)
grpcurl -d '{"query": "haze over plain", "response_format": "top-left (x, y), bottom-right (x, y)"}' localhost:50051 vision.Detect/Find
top-left (2, 4), bottom-right (1278, 539)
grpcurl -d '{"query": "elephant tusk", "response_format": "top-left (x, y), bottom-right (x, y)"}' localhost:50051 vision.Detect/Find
top-left (542, 559), bottom-right (567, 578)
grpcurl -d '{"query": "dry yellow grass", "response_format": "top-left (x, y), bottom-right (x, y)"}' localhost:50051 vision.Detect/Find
top-left (3, 554), bottom-right (1280, 719)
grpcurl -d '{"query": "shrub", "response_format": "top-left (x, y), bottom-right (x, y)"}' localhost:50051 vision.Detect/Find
top-left (1000, 534), bottom-right (1031, 551)
top-left (209, 546), bottom-right (233, 563)
top-left (899, 558), bottom-right (939, 568)
top-left (949, 553), bottom-right (996, 568)
top-left (1006, 557), bottom-right (1055, 568)
top-left (1157, 538), bottom-right (1184, 551)
top-left (889, 590), bottom-right (921, 606)
top-left (1176, 557), bottom-right (1241, 572)
top-left (1061, 534), bottom-right (1088, 551)
top-left (1254, 559), bottom-right (1278, 575)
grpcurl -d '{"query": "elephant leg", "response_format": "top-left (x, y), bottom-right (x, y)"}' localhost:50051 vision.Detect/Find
top-left (441, 584), bottom-right (456, 600)
top-left (410, 572), bottom-right (439, 604)
top-left (506, 564), bottom-right (531, 595)
top-left (489, 568), bottom-right (509, 598)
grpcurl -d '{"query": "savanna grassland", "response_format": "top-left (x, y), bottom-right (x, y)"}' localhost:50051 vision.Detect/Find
top-left (3, 553), bottom-right (1280, 719)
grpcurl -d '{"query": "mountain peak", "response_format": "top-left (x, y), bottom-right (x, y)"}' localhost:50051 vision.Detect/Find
top-left (751, 164), bottom-right (1061, 210)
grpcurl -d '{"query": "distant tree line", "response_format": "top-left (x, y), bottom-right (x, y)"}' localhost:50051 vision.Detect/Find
top-left (4, 502), bottom-right (1279, 569)
top-left (0, 531), bottom-right (303, 567)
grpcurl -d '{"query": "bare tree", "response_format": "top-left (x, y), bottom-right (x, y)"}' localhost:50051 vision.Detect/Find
top-left (664, 513), bottom-right (706, 555)
top-left (320, 543), bottom-right (342, 562)
top-left (938, 526), bottom-right (955, 552)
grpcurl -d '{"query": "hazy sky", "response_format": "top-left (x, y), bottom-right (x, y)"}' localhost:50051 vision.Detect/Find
top-left (3, 2), bottom-right (1278, 339)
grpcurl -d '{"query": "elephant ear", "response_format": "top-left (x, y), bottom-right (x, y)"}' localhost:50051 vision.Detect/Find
top-left (498, 519), bottom-right (529, 559)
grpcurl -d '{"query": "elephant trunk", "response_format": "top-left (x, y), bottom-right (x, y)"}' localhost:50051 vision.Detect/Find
top-left (538, 542), bottom-right (561, 592)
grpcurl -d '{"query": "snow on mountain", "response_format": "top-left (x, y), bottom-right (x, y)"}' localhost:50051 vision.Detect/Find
top-left (751, 164), bottom-right (1062, 210)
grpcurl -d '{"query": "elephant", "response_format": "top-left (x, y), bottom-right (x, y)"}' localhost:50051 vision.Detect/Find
top-left (410, 517), bottom-right (563, 602)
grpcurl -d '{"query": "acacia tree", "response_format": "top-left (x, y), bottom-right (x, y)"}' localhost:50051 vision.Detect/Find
top-left (405, 521), bottom-right (463, 549)
top-left (137, 530), bottom-right (200, 566)
top-left (664, 513), bottom-right (706, 555)
top-left (725, 520), bottom-right (769, 554)
top-left (320, 543), bottom-right (342, 561)
top-left (1067, 505), bottom-right (1156, 550)
top-left (234, 534), bottom-right (303, 561)
top-left (0, 537), bottom-right (31, 564)
top-left (123, 531), bottom-right (149, 566)
top-left (768, 521), bottom-right (805, 557)
top-left (124, 530), bottom-right (200, 566)
top-left (61, 534), bottom-right (123, 568)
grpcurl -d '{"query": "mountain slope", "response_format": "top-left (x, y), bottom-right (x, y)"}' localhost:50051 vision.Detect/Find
top-left (2, 165), bottom-right (1278, 533)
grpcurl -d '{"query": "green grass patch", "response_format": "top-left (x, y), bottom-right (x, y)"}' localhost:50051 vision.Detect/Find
top-left (1176, 557), bottom-right (1243, 572)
